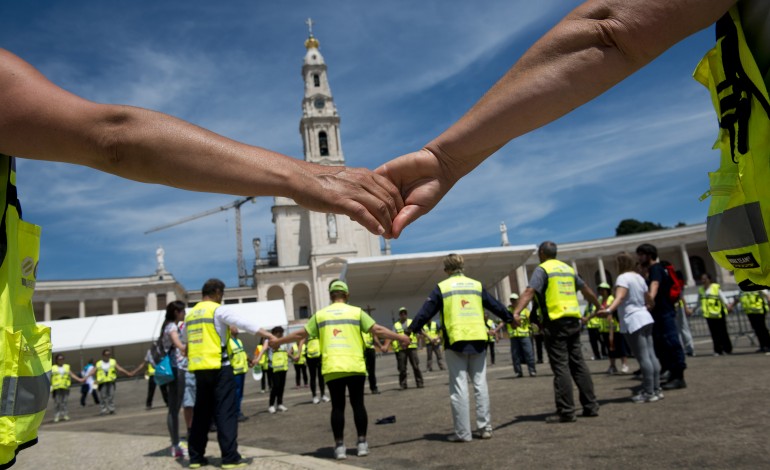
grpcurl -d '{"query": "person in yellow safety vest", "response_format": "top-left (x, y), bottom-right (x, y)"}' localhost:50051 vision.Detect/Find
top-left (361, 328), bottom-right (385, 394)
top-left (587, 285), bottom-right (629, 375)
top-left (484, 314), bottom-right (497, 366)
top-left (270, 279), bottom-right (409, 460)
top-left (698, 273), bottom-right (734, 356)
top-left (267, 326), bottom-right (291, 414)
top-left (251, 339), bottom-right (271, 394)
top-left (512, 241), bottom-right (601, 423)
top-left (185, 279), bottom-right (276, 469)
top-left (582, 284), bottom-right (608, 360)
top-left (228, 327), bottom-right (249, 422)
top-left (393, 307), bottom-right (424, 389)
top-left (304, 335), bottom-right (328, 404)
top-left (496, 293), bottom-right (536, 378)
top-left (50, 354), bottom-right (85, 423)
top-left (735, 290), bottom-right (770, 353)
top-left (405, 254), bottom-right (514, 442)
top-left (290, 341), bottom-right (309, 390)
top-left (0, 42), bottom-right (401, 470)
top-left (84, 349), bottom-right (139, 416)
top-left (422, 320), bottom-right (445, 372)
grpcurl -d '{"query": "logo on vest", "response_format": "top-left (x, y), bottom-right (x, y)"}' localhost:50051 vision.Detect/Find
top-left (461, 299), bottom-right (469, 308)
top-left (726, 252), bottom-right (760, 269)
top-left (333, 329), bottom-right (343, 337)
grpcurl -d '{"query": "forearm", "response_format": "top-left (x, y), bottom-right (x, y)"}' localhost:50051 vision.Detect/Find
top-left (370, 324), bottom-right (403, 343)
top-left (426, 0), bottom-right (733, 179)
top-left (513, 289), bottom-right (536, 317)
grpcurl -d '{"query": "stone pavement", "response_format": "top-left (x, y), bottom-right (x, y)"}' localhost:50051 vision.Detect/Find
top-left (14, 335), bottom-right (770, 469)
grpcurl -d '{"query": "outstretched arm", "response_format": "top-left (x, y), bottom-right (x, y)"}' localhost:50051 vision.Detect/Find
top-left (0, 49), bottom-right (402, 237)
top-left (377, 0), bottom-right (735, 237)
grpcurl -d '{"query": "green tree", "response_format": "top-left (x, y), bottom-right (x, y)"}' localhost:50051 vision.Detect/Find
top-left (615, 219), bottom-right (667, 236)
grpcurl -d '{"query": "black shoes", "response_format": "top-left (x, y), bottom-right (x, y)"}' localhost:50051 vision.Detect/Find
top-left (582, 408), bottom-right (599, 418)
top-left (661, 378), bottom-right (687, 390)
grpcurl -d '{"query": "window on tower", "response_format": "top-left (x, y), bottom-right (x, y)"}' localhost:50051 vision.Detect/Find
top-left (319, 131), bottom-right (329, 156)
top-left (313, 74), bottom-right (320, 87)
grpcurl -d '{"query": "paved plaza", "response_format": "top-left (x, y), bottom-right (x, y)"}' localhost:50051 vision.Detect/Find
top-left (18, 336), bottom-right (770, 469)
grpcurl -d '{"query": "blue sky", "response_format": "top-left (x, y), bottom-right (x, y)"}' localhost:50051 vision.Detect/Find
top-left (2, 1), bottom-right (718, 289)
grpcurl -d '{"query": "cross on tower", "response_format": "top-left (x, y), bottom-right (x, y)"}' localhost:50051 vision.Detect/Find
top-left (305, 17), bottom-right (314, 36)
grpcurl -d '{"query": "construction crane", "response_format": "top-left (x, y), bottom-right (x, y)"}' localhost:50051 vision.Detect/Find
top-left (144, 196), bottom-right (257, 287)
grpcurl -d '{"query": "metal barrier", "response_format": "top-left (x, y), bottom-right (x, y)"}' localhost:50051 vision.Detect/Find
top-left (683, 301), bottom-right (768, 348)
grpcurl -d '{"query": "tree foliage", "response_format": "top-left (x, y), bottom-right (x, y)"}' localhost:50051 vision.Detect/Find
top-left (615, 219), bottom-right (667, 236)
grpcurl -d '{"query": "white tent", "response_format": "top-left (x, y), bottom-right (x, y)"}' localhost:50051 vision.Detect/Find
top-left (40, 300), bottom-right (287, 367)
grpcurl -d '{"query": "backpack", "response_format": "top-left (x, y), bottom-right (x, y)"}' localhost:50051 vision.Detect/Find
top-left (664, 264), bottom-right (684, 303)
top-left (146, 339), bottom-right (167, 366)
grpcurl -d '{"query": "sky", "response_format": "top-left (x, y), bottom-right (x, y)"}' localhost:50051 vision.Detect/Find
top-left (1, 1), bottom-right (720, 290)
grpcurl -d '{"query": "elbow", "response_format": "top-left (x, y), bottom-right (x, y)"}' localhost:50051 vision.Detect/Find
top-left (90, 104), bottom-right (136, 173)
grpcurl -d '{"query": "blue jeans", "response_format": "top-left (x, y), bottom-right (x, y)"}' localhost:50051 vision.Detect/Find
top-left (510, 337), bottom-right (536, 375)
top-left (652, 310), bottom-right (686, 379)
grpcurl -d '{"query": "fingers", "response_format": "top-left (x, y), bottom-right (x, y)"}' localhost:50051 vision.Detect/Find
top-left (391, 204), bottom-right (429, 239)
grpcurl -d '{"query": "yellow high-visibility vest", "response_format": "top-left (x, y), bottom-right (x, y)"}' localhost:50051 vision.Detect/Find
top-left (95, 359), bottom-right (117, 384)
top-left (598, 295), bottom-right (617, 333)
top-left (700, 284), bottom-right (726, 319)
top-left (361, 331), bottom-right (375, 349)
top-left (422, 321), bottom-right (440, 341)
top-left (228, 338), bottom-right (248, 375)
top-left (270, 347), bottom-right (289, 372)
top-left (0, 155), bottom-right (51, 469)
top-left (51, 365), bottom-right (71, 391)
top-left (485, 318), bottom-right (496, 343)
top-left (186, 300), bottom-right (229, 371)
top-left (695, 6), bottom-right (770, 290)
top-left (306, 337), bottom-right (321, 359)
top-left (438, 274), bottom-right (487, 345)
top-left (740, 291), bottom-right (768, 314)
top-left (506, 307), bottom-right (532, 338)
top-left (291, 343), bottom-right (307, 364)
top-left (394, 319), bottom-right (418, 349)
top-left (316, 303), bottom-right (367, 376)
top-left (539, 259), bottom-right (581, 321)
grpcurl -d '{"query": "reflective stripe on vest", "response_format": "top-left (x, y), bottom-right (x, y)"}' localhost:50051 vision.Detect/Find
top-left (316, 303), bottom-right (366, 376)
top-left (186, 301), bottom-right (228, 371)
top-left (228, 338), bottom-right (248, 375)
top-left (695, 7), bottom-right (770, 290)
top-left (506, 307), bottom-right (531, 338)
top-left (291, 343), bottom-right (307, 363)
top-left (95, 359), bottom-right (117, 384)
top-left (0, 155), bottom-right (51, 468)
top-left (485, 318), bottom-right (496, 342)
top-left (540, 259), bottom-right (581, 321)
top-left (306, 338), bottom-right (321, 358)
top-left (51, 364), bottom-right (71, 390)
top-left (740, 292), bottom-right (767, 314)
top-left (394, 319), bottom-right (417, 348)
top-left (361, 331), bottom-right (374, 349)
top-left (438, 274), bottom-right (487, 345)
top-left (700, 284), bottom-right (725, 319)
top-left (422, 321), bottom-right (439, 340)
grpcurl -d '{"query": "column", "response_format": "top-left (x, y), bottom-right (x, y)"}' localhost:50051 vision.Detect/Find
top-left (44, 302), bottom-right (51, 322)
top-left (571, 261), bottom-right (579, 276)
top-left (597, 257), bottom-right (607, 284)
top-left (78, 300), bottom-right (86, 318)
top-left (284, 283), bottom-right (295, 321)
top-left (515, 265), bottom-right (529, 294)
top-left (146, 292), bottom-right (158, 312)
top-left (680, 244), bottom-right (695, 287)
top-left (497, 276), bottom-right (512, 303)
top-left (166, 290), bottom-right (177, 303)
top-left (112, 298), bottom-right (119, 315)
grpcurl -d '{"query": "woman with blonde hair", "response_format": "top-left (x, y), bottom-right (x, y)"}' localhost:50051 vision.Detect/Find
top-left (600, 252), bottom-right (661, 403)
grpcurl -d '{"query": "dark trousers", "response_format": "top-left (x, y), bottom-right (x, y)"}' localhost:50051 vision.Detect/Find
top-left (189, 366), bottom-right (240, 465)
top-left (586, 328), bottom-right (605, 359)
top-left (234, 373), bottom-right (245, 416)
top-left (396, 349), bottom-right (423, 388)
top-left (364, 348), bottom-right (378, 392)
top-left (706, 316), bottom-right (733, 354)
top-left (544, 318), bottom-right (598, 417)
top-left (601, 332), bottom-right (630, 358)
top-left (533, 334), bottom-right (544, 363)
top-left (269, 370), bottom-right (287, 406)
top-left (306, 357), bottom-right (325, 396)
top-left (260, 367), bottom-right (271, 391)
top-left (80, 384), bottom-right (99, 406)
top-left (327, 375), bottom-right (367, 442)
top-left (747, 313), bottom-right (770, 349)
top-left (146, 376), bottom-right (169, 408)
top-left (294, 364), bottom-right (308, 387)
top-left (486, 341), bottom-right (496, 364)
top-left (652, 310), bottom-right (687, 378)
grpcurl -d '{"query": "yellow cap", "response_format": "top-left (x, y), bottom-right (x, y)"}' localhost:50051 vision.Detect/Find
top-left (329, 280), bottom-right (349, 293)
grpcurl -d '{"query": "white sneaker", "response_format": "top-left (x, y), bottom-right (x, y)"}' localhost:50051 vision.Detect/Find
top-left (321, 394), bottom-right (330, 403)
top-left (655, 389), bottom-right (665, 400)
top-left (268, 406), bottom-right (276, 414)
top-left (277, 404), bottom-right (288, 412)
top-left (356, 441), bottom-right (369, 457)
top-left (631, 392), bottom-right (659, 403)
top-left (53, 415), bottom-right (60, 423)
top-left (312, 395), bottom-right (320, 404)
top-left (620, 364), bottom-right (630, 374)
top-left (334, 445), bottom-right (347, 460)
